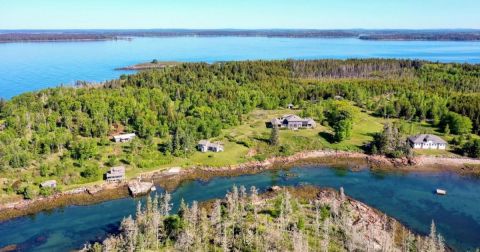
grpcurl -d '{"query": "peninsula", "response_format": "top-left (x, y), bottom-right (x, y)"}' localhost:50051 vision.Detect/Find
top-left (1, 58), bottom-right (480, 221)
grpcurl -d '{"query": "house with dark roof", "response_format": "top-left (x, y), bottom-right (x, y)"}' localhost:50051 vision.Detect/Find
top-left (408, 134), bottom-right (447, 150)
top-left (268, 115), bottom-right (316, 130)
top-left (198, 140), bottom-right (224, 152)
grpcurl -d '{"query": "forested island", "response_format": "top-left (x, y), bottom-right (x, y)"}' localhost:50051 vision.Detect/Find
top-left (83, 186), bottom-right (446, 252)
top-left (1, 59), bottom-right (480, 208)
top-left (1, 29), bottom-right (480, 42)
top-left (0, 33), bottom-right (124, 42)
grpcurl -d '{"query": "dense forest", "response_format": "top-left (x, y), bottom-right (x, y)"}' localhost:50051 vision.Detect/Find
top-left (0, 33), bottom-right (122, 42)
top-left (84, 186), bottom-right (446, 251)
top-left (1, 59), bottom-right (480, 199)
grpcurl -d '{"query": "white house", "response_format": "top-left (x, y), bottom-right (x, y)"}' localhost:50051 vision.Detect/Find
top-left (408, 134), bottom-right (447, 150)
top-left (198, 140), bottom-right (224, 152)
top-left (113, 133), bottom-right (136, 143)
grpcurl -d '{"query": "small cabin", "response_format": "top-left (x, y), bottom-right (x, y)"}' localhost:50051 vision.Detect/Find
top-left (113, 133), bottom-right (136, 143)
top-left (105, 166), bottom-right (126, 182)
top-left (40, 180), bottom-right (57, 188)
top-left (287, 103), bottom-right (295, 109)
top-left (198, 140), bottom-right (224, 153)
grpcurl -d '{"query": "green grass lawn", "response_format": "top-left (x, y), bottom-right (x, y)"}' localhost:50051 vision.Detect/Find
top-left (1, 104), bottom-right (471, 203)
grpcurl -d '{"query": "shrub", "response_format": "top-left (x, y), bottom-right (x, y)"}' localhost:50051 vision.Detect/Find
top-left (80, 164), bottom-right (100, 179)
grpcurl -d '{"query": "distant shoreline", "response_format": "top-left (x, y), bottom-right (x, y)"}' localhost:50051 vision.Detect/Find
top-left (1, 29), bottom-right (480, 43)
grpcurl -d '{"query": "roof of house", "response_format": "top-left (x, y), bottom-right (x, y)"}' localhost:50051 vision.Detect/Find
top-left (113, 133), bottom-right (136, 139)
top-left (40, 180), bottom-right (57, 187)
top-left (272, 115), bottom-right (315, 124)
top-left (283, 114), bottom-right (304, 122)
top-left (408, 134), bottom-right (447, 145)
top-left (198, 140), bottom-right (210, 146)
top-left (108, 166), bottom-right (125, 175)
top-left (198, 140), bottom-right (223, 148)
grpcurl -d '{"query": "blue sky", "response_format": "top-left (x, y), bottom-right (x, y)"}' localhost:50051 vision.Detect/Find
top-left (1, 0), bottom-right (479, 29)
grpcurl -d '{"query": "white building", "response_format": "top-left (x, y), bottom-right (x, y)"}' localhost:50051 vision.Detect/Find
top-left (113, 133), bottom-right (136, 143)
top-left (408, 134), bottom-right (447, 150)
top-left (40, 180), bottom-right (57, 188)
top-left (198, 140), bottom-right (224, 152)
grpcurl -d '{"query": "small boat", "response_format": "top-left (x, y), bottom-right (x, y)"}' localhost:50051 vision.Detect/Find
top-left (436, 189), bottom-right (447, 195)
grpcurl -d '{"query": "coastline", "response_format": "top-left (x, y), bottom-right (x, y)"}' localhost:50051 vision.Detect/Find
top-left (1, 150), bottom-right (479, 222)
top-left (115, 61), bottom-right (181, 71)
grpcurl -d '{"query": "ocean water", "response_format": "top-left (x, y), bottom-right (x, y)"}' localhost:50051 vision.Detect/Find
top-left (0, 166), bottom-right (479, 251)
top-left (1, 37), bottom-right (480, 99)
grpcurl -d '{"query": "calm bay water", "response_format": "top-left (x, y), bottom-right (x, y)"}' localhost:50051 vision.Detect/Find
top-left (1, 37), bottom-right (480, 99)
top-left (0, 166), bottom-right (479, 251)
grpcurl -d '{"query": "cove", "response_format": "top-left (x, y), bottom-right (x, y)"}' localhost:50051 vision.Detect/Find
top-left (0, 165), bottom-right (479, 251)
top-left (1, 37), bottom-right (480, 99)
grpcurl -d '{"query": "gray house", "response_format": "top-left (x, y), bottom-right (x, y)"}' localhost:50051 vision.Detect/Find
top-left (198, 140), bottom-right (224, 152)
top-left (408, 134), bottom-right (447, 150)
top-left (113, 133), bottom-right (136, 143)
top-left (269, 115), bottom-right (316, 130)
top-left (40, 180), bottom-right (57, 188)
top-left (105, 166), bottom-right (126, 182)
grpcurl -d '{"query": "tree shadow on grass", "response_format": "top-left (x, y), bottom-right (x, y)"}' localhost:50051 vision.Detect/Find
top-left (318, 132), bottom-right (336, 144)
top-left (253, 136), bottom-right (270, 144)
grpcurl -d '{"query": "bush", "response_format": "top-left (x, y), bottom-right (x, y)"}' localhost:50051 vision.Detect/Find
top-left (39, 186), bottom-right (54, 197)
top-left (80, 164), bottom-right (100, 179)
top-left (70, 139), bottom-right (98, 160)
top-left (440, 112), bottom-right (473, 135)
top-left (39, 164), bottom-right (50, 177)
top-left (463, 139), bottom-right (480, 158)
top-left (22, 185), bottom-right (36, 199)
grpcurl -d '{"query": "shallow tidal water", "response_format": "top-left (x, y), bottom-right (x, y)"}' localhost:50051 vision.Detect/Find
top-left (1, 37), bottom-right (480, 99)
top-left (0, 165), bottom-right (479, 251)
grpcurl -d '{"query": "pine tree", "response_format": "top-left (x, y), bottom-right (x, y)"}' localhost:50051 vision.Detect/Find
top-left (270, 125), bottom-right (279, 146)
top-left (444, 124), bottom-right (450, 135)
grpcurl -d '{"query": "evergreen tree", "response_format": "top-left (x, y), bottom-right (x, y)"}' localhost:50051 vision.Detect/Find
top-left (270, 125), bottom-right (279, 146)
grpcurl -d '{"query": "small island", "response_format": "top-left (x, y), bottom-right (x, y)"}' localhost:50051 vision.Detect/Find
top-left (115, 60), bottom-right (181, 70)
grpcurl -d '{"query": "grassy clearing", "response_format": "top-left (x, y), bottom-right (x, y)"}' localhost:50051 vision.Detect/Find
top-left (0, 104), bottom-right (466, 203)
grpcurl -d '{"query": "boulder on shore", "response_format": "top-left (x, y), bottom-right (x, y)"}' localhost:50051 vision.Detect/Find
top-left (128, 181), bottom-right (154, 197)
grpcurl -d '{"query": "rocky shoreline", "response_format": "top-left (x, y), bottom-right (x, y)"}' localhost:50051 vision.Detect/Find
top-left (1, 150), bottom-right (479, 222)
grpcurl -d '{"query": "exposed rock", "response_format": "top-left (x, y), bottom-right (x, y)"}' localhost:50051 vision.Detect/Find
top-left (166, 167), bottom-right (181, 174)
top-left (268, 185), bottom-right (282, 192)
top-left (0, 244), bottom-right (17, 252)
top-left (128, 181), bottom-right (154, 197)
top-left (87, 186), bottom-right (102, 195)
